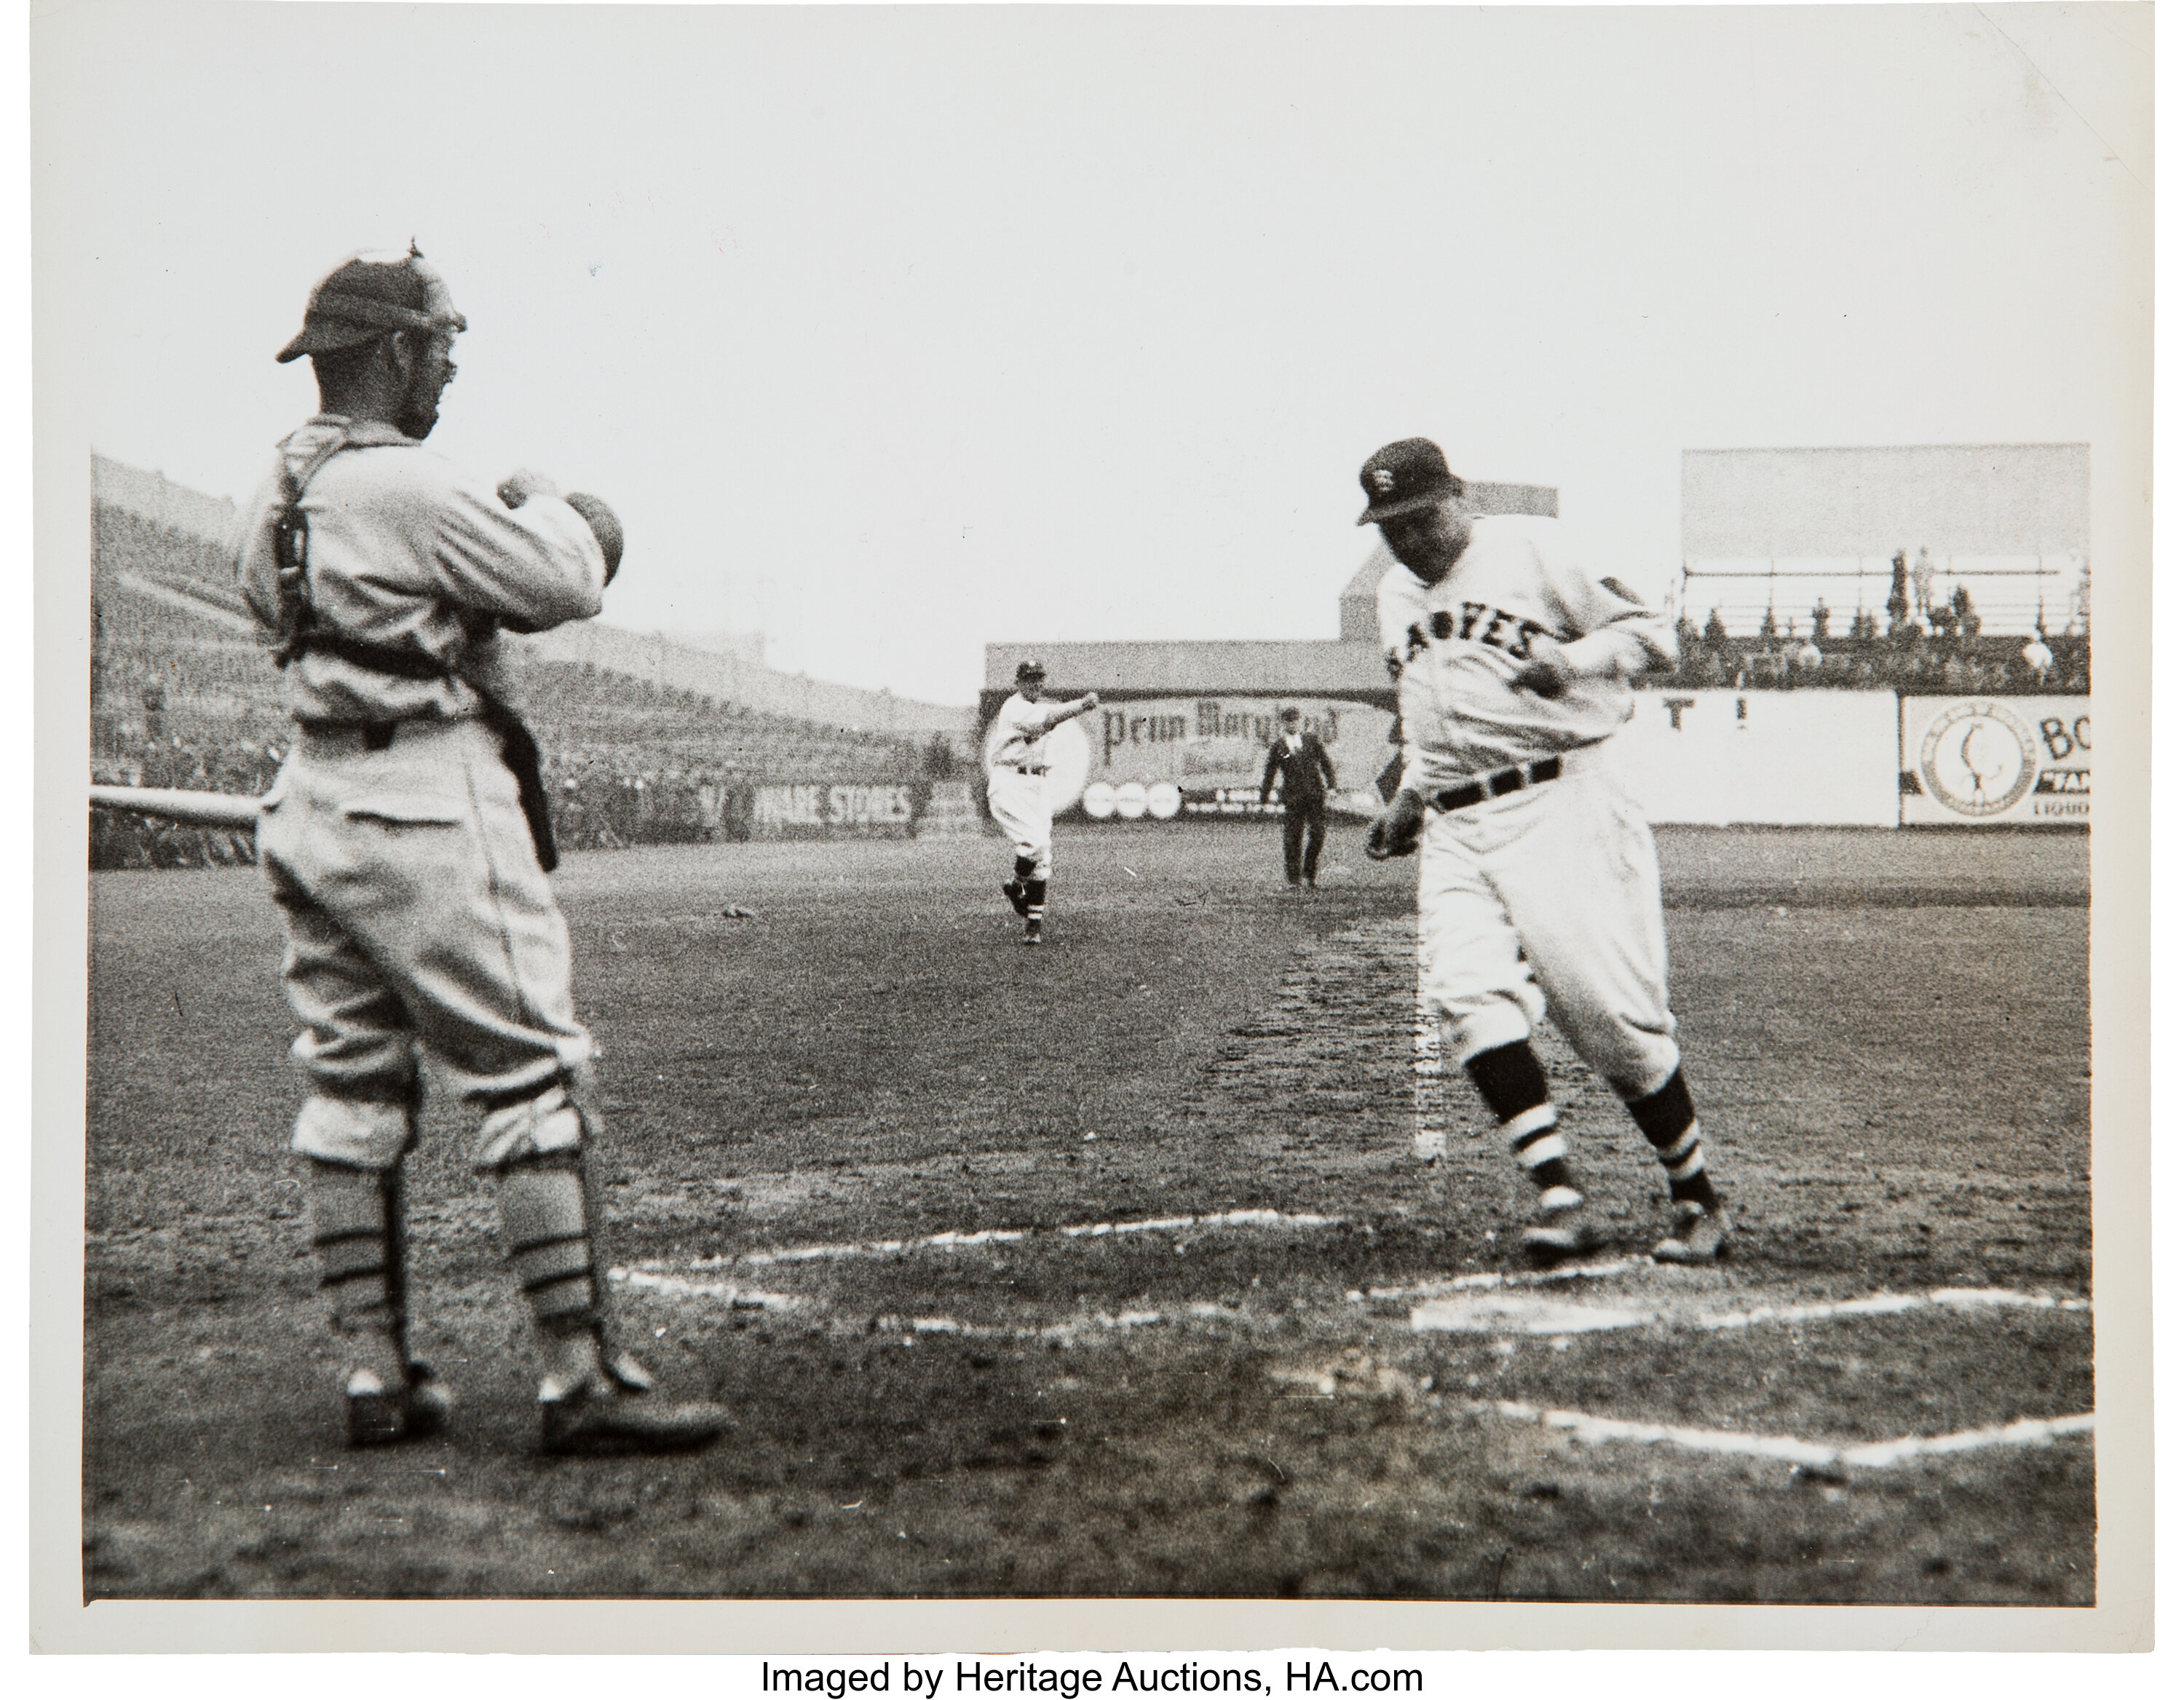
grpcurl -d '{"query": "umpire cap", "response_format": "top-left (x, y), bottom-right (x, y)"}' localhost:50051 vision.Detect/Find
top-left (277, 242), bottom-right (467, 363)
top-left (1357, 438), bottom-right (1464, 526)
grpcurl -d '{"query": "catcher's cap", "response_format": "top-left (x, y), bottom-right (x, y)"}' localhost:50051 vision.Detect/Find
top-left (277, 242), bottom-right (467, 363)
top-left (1357, 438), bottom-right (1463, 526)
top-left (1014, 660), bottom-right (1047, 684)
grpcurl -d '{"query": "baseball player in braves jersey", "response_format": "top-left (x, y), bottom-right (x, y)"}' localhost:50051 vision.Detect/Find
top-left (987, 660), bottom-right (1100, 945)
top-left (1357, 438), bottom-right (1732, 1265)
top-left (234, 247), bottom-right (727, 1453)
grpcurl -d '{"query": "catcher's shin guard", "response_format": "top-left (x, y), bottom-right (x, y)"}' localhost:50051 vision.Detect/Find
top-left (480, 1076), bottom-right (610, 1345)
top-left (496, 1151), bottom-right (603, 1339)
top-left (302, 1151), bottom-right (451, 1444)
top-left (304, 1157), bottom-right (414, 1355)
top-left (488, 1072), bottom-right (729, 1456)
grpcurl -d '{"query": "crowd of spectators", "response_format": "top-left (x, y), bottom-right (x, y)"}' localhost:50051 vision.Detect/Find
top-left (1657, 593), bottom-right (2089, 695)
top-left (87, 502), bottom-right (960, 871)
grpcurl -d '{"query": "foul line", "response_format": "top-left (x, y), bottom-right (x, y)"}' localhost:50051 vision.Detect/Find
top-left (1482, 1399), bottom-right (2095, 1471)
top-left (1701, 1286), bottom-right (2091, 1331)
top-left (1407, 1278), bottom-right (2091, 1335)
top-left (1372, 1257), bottom-right (1650, 1302)
top-left (613, 1270), bottom-right (802, 1310)
top-left (651, 1208), bottom-right (1347, 1273)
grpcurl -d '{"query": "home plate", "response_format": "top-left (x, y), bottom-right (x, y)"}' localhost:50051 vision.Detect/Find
top-left (1412, 1294), bottom-right (1650, 1335)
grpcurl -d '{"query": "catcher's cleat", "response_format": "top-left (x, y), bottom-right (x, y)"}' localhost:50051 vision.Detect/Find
top-left (1023, 919), bottom-right (1043, 946)
top-left (1519, 1186), bottom-right (1606, 1268)
top-left (1652, 1201), bottom-right (1733, 1265)
top-left (345, 1359), bottom-right (452, 1448)
top-left (1002, 879), bottom-right (1030, 918)
top-left (539, 1350), bottom-right (729, 1457)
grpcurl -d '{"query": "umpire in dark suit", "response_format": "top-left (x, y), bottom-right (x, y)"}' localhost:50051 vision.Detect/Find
top-left (1259, 707), bottom-right (1339, 889)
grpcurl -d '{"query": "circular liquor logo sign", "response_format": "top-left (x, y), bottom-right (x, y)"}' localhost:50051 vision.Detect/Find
top-left (1919, 699), bottom-right (2038, 818)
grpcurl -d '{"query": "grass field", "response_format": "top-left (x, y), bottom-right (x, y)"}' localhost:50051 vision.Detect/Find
top-left (82, 821), bottom-right (2092, 1602)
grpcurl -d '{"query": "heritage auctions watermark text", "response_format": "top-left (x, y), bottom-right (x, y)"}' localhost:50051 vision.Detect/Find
top-left (757, 1662), bottom-right (1426, 1699)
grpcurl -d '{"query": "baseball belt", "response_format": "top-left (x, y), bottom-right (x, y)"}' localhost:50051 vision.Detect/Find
top-left (1431, 756), bottom-right (1562, 814)
top-left (287, 630), bottom-right (561, 873)
top-left (1007, 765), bottom-right (1048, 776)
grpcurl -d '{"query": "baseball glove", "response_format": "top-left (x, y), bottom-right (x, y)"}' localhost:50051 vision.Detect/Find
top-left (566, 493), bottom-right (624, 585)
top-left (1365, 788), bottom-right (1427, 861)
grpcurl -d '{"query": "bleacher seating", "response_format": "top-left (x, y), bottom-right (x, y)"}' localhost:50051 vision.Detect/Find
top-left (86, 499), bottom-right (933, 867)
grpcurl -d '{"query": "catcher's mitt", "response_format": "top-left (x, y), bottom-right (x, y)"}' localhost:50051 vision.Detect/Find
top-left (566, 493), bottom-right (624, 585)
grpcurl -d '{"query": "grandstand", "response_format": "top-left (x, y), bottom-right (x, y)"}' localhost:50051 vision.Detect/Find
top-left (86, 454), bottom-right (973, 866)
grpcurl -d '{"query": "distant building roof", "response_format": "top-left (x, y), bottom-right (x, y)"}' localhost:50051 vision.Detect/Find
top-left (983, 640), bottom-right (1388, 699)
top-left (1337, 480), bottom-right (1559, 641)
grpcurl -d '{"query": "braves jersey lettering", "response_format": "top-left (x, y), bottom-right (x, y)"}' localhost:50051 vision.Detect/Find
top-left (1406, 603), bottom-right (1548, 663)
top-left (1380, 514), bottom-right (1675, 787)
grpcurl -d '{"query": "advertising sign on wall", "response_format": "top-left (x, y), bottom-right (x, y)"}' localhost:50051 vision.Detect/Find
top-left (752, 783), bottom-right (916, 839)
top-left (1610, 689), bottom-right (1902, 826)
top-left (1073, 696), bottom-right (1398, 817)
top-left (1899, 696), bottom-right (2091, 827)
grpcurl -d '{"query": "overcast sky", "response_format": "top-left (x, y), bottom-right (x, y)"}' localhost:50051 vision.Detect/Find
top-left (34, 1), bottom-right (2151, 705)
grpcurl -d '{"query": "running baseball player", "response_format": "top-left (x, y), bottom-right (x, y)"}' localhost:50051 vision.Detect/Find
top-left (986, 660), bottom-right (1099, 945)
top-left (1356, 438), bottom-right (1732, 1265)
top-left (234, 245), bottom-right (727, 1453)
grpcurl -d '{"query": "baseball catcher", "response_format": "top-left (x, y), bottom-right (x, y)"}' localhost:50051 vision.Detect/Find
top-left (234, 245), bottom-right (726, 1454)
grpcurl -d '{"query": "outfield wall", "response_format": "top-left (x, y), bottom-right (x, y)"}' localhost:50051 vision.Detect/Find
top-left (1612, 689), bottom-right (1901, 827)
top-left (726, 689), bottom-right (2100, 839)
top-left (1039, 689), bottom-right (2092, 832)
top-left (1899, 695), bottom-right (2092, 827)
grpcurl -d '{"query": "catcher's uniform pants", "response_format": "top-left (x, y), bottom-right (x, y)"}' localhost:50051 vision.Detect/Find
top-left (258, 716), bottom-right (596, 1171)
top-left (986, 767), bottom-right (1053, 879)
top-left (1417, 743), bottom-right (1680, 1102)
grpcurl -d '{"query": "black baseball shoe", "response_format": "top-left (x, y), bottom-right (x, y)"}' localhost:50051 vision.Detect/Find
top-left (1652, 1201), bottom-right (1733, 1265)
top-left (345, 1359), bottom-right (453, 1448)
top-left (1519, 1187), bottom-right (1607, 1268)
top-left (540, 1351), bottom-right (729, 1457)
top-left (1024, 919), bottom-right (1044, 946)
top-left (1002, 879), bottom-right (1030, 917)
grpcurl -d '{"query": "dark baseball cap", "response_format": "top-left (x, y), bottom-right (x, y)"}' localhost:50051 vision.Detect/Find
top-left (1015, 660), bottom-right (1047, 683)
top-left (1279, 706), bottom-right (1302, 722)
top-left (1356, 438), bottom-right (1463, 526)
top-left (277, 243), bottom-right (467, 363)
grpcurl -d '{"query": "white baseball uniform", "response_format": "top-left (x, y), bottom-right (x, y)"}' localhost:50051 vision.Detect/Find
top-left (1380, 515), bottom-right (1683, 1101)
top-left (986, 692), bottom-right (1060, 879)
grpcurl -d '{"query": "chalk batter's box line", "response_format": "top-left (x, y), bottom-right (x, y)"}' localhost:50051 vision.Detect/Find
top-left (1481, 1399), bottom-right (2094, 1472)
top-left (614, 1255), bottom-right (2087, 1351)
top-left (651, 1209), bottom-right (1350, 1274)
top-left (608, 1268), bottom-right (2094, 1476)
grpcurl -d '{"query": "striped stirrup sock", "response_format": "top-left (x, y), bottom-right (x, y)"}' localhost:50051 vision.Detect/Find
top-left (1464, 1040), bottom-right (1578, 1195)
top-left (1627, 1068), bottom-right (1721, 1211)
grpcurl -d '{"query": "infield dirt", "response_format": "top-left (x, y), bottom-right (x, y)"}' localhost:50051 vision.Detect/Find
top-left (82, 823), bottom-right (2092, 1601)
